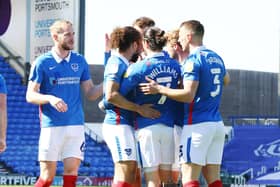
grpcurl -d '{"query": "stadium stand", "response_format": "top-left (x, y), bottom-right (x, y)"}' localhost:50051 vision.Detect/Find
top-left (0, 58), bottom-right (114, 178)
top-left (221, 123), bottom-right (280, 185)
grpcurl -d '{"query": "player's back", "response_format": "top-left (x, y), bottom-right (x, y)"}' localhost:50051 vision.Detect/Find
top-left (183, 47), bottom-right (226, 124)
top-left (120, 52), bottom-right (181, 128)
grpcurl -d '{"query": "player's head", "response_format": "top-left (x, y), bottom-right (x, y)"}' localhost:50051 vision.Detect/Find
top-left (132, 16), bottom-right (155, 35)
top-left (179, 20), bottom-right (204, 50)
top-left (143, 26), bottom-right (166, 53)
top-left (165, 29), bottom-right (189, 62)
top-left (49, 20), bottom-right (75, 51)
top-left (110, 26), bottom-right (143, 61)
top-left (165, 29), bottom-right (181, 60)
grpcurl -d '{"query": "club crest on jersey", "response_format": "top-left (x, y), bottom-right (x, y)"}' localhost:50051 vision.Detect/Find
top-left (185, 61), bottom-right (194, 72)
top-left (124, 148), bottom-right (132, 156)
top-left (71, 63), bottom-right (79, 72)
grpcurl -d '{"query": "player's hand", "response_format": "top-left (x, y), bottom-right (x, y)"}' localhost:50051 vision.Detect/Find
top-left (137, 104), bottom-right (160, 119)
top-left (105, 33), bottom-right (111, 52)
top-left (139, 76), bottom-right (160, 95)
top-left (49, 96), bottom-right (68, 112)
top-left (0, 139), bottom-right (6, 153)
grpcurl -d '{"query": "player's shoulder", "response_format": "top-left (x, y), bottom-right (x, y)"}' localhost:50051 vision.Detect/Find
top-left (70, 51), bottom-right (87, 63)
top-left (105, 55), bottom-right (129, 76)
top-left (169, 58), bottom-right (181, 68)
top-left (199, 48), bottom-right (223, 60)
top-left (123, 62), bottom-right (143, 78)
top-left (136, 58), bottom-right (155, 72)
top-left (34, 51), bottom-right (53, 66)
top-left (107, 55), bottom-right (126, 66)
top-left (199, 48), bottom-right (225, 67)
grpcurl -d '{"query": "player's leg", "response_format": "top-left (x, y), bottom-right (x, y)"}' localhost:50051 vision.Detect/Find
top-left (35, 161), bottom-right (57, 187)
top-left (144, 167), bottom-right (161, 187)
top-left (63, 158), bottom-right (81, 187)
top-left (35, 127), bottom-right (63, 187)
top-left (132, 132), bottom-right (143, 187)
top-left (160, 165), bottom-right (176, 187)
top-left (131, 162), bottom-right (142, 187)
top-left (114, 161), bottom-right (138, 186)
top-left (202, 122), bottom-right (225, 187)
top-left (172, 125), bottom-right (182, 185)
top-left (160, 125), bottom-right (175, 186)
top-left (136, 126), bottom-right (161, 187)
top-left (171, 170), bottom-right (180, 185)
top-left (103, 124), bottom-right (138, 187)
top-left (62, 126), bottom-right (85, 187)
top-left (201, 164), bottom-right (222, 186)
top-left (181, 163), bottom-right (201, 187)
top-left (179, 123), bottom-right (214, 187)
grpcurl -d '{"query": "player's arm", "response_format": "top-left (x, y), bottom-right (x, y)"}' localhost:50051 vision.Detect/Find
top-left (104, 33), bottom-right (111, 66)
top-left (224, 71), bottom-right (230, 86)
top-left (26, 81), bottom-right (68, 112)
top-left (0, 93), bottom-right (7, 153)
top-left (140, 77), bottom-right (198, 103)
top-left (106, 80), bottom-right (160, 118)
top-left (81, 79), bottom-right (103, 101)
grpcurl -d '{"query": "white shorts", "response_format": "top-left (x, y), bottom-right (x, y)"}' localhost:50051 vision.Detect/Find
top-left (179, 121), bottom-right (225, 166)
top-left (102, 124), bottom-right (137, 162)
top-left (172, 125), bottom-right (182, 171)
top-left (38, 125), bottom-right (85, 161)
top-left (136, 124), bottom-right (174, 171)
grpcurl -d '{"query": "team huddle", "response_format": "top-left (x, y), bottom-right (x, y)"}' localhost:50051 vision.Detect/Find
top-left (25, 17), bottom-right (230, 187)
top-left (101, 17), bottom-right (230, 187)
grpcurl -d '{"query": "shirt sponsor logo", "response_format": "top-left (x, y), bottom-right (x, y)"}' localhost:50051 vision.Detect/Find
top-left (49, 77), bottom-right (80, 85)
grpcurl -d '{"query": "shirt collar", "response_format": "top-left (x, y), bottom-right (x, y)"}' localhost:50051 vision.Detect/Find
top-left (113, 51), bottom-right (130, 66)
top-left (51, 47), bottom-right (71, 63)
top-left (146, 52), bottom-right (165, 59)
top-left (189, 45), bottom-right (206, 55)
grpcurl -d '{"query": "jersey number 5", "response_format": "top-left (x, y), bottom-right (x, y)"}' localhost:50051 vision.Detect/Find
top-left (210, 68), bottom-right (221, 97)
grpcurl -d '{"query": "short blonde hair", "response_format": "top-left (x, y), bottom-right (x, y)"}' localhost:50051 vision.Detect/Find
top-left (165, 29), bottom-right (179, 47)
top-left (49, 20), bottom-right (72, 35)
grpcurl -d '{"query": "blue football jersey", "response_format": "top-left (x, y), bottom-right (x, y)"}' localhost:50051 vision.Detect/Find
top-left (29, 50), bottom-right (91, 127)
top-left (120, 52), bottom-right (181, 129)
top-left (163, 50), bottom-right (184, 127)
top-left (103, 54), bottom-right (134, 126)
top-left (182, 46), bottom-right (226, 125)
